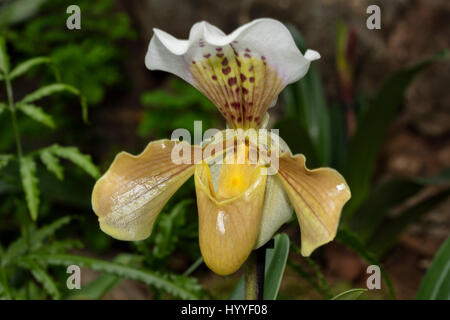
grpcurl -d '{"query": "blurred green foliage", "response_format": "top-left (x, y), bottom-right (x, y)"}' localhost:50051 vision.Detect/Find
top-left (139, 78), bottom-right (221, 139)
top-left (1, 0), bottom-right (135, 105)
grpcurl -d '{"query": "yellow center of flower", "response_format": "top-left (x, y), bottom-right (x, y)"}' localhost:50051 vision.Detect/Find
top-left (211, 142), bottom-right (260, 200)
top-left (216, 163), bottom-right (254, 200)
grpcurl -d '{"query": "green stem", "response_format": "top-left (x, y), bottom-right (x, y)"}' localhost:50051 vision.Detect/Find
top-left (4, 74), bottom-right (30, 251)
top-left (4, 73), bottom-right (31, 299)
top-left (4, 75), bottom-right (23, 159)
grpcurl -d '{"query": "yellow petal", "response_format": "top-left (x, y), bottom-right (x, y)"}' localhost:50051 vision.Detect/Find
top-left (194, 161), bottom-right (267, 275)
top-left (92, 140), bottom-right (196, 241)
top-left (277, 153), bottom-right (351, 256)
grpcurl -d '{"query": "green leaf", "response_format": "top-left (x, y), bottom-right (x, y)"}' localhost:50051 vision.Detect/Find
top-left (66, 254), bottom-right (137, 300)
top-left (18, 83), bottom-right (87, 121)
top-left (0, 0), bottom-right (46, 26)
top-left (347, 168), bottom-right (450, 242)
top-left (329, 103), bottom-right (347, 168)
top-left (285, 25), bottom-right (331, 167)
top-left (39, 149), bottom-right (64, 180)
top-left (31, 254), bottom-right (204, 300)
top-left (3, 216), bottom-right (72, 266)
top-left (9, 57), bottom-right (52, 80)
top-left (287, 260), bottom-right (332, 298)
top-left (0, 266), bottom-right (12, 299)
top-left (0, 154), bottom-right (14, 170)
top-left (347, 178), bottom-right (423, 242)
top-left (0, 102), bottom-right (7, 115)
top-left (141, 90), bottom-right (186, 108)
top-left (289, 243), bottom-right (333, 298)
top-left (69, 273), bottom-right (120, 300)
top-left (0, 36), bottom-right (10, 74)
top-left (17, 257), bottom-right (61, 299)
top-left (20, 83), bottom-right (80, 104)
top-left (229, 275), bottom-right (245, 300)
top-left (264, 233), bottom-right (290, 300)
top-left (16, 103), bottom-right (55, 128)
top-left (19, 156), bottom-right (39, 220)
top-left (230, 233), bottom-right (290, 300)
top-left (34, 239), bottom-right (83, 255)
top-left (342, 51), bottom-right (450, 221)
top-left (152, 199), bottom-right (192, 259)
top-left (337, 229), bottom-right (396, 299)
top-left (417, 237), bottom-right (450, 300)
top-left (367, 188), bottom-right (450, 258)
top-left (331, 288), bottom-right (367, 300)
top-left (183, 257), bottom-right (204, 276)
top-left (48, 144), bottom-right (100, 179)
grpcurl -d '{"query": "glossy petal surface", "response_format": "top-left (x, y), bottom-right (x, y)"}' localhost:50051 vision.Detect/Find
top-left (92, 140), bottom-right (196, 241)
top-left (277, 153), bottom-right (351, 256)
top-left (194, 161), bottom-right (267, 275)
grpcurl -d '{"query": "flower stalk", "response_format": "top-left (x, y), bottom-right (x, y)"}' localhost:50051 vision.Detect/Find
top-left (245, 239), bottom-right (273, 300)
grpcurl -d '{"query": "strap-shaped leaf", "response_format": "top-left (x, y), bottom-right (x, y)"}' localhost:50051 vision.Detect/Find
top-left (342, 51), bottom-right (450, 221)
top-left (285, 25), bottom-right (331, 167)
top-left (263, 233), bottom-right (290, 300)
top-left (31, 253), bottom-right (205, 300)
top-left (17, 258), bottom-right (61, 299)
top-left (17, 103), bottom-right (55, 128)
top-left (19, 156), bottom-right (40, 220)
top-left (47, 144), bottom-right (100, 179)
top-left (331, 288), bottom-right (367, 300)
top-left (9, 57), bottom-right (52, 80)
top-left (39, 148), bottom-right (64, 180)
top-left (367, 188), bottom-right (450, 257)
top-left (417, 237), bottom-right (450, 300)
top-left (230, 233), bottom-right (290, 300)
top-left (348, 168), bottom-right (450, 244)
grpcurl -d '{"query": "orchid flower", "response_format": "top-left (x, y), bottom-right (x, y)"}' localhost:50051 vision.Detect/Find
top-left (91, 18), bottom-right (351, 276)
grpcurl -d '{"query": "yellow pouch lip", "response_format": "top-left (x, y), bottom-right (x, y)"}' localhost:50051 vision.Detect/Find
top-left (194, 160), bottom-right (267, 206)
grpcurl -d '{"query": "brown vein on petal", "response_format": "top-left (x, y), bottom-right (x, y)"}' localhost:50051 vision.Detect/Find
top-left (278, 169), bottom-right (332, 236)
top-left (280, 163), bottom-right (333, 216)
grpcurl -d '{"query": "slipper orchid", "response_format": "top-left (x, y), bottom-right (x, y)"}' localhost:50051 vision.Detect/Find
top-left (92, 18), bottom-right (351, 276)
